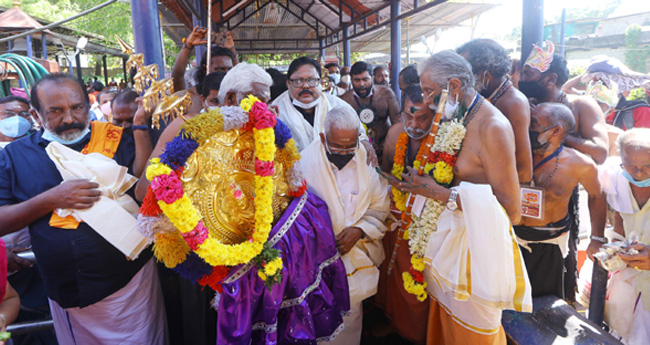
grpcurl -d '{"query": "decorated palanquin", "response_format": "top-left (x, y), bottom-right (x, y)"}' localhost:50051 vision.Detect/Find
top-left (137, 96), bottom-right (350, 344)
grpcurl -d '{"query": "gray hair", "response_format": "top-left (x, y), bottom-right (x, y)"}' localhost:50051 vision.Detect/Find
top-left (418, 50), bottom-right (475, 92)
top-left (456, 39), bottom-right (512, 80)
top-left (324, 105), bottom-right (360, 135)
top-left (616, 128), bottom-right (650, 155)
top-left (217, 62), bottom-right (273, 104)
top-left (537, 103), bottom-right (575, 137)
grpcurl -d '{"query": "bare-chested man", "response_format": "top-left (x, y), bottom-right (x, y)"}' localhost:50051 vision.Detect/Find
top-left (341, 61), bottom-right (400, 160)
top-left (518, 51), bottom-right (608, 165)
top-left (377, 84), bottom-right (433, 344)
top-left (514, 103), bottom-right (607, 299)
top-left (389, 51), bottom-right (529, 344)
top-left (458, 39), bottom-right (533, 183)
top-left (519, 46), bottom-right (609, 302)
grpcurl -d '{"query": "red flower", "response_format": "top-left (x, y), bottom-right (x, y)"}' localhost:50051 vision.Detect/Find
top-left (409, 266), bottom-right (424, 284)
top-left (181, 222), bottom-right (209, 250)
top-left (254, 110), bottom-right (277, 129)
top-left (255, 159), bottom-right (275, 176)
top-left (250, 101), bottom-right (268, 115)
top-left (139, 186), bottom-right (163, 217)
top-left (198, 266), bottom-right (231, 293)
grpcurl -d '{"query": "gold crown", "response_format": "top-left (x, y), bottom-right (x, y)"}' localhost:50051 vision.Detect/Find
top-left (524, 40), bottom-right (555, 73)
top-left (181, 129), bottom-right (291, 245)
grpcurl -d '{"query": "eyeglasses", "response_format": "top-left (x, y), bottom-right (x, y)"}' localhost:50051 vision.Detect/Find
top-left (0, 110), bottom-right (31, 119)
top-left (325, 138), bottom-right (358, 155)
top-left (289, 78), bottom-right (320, 88)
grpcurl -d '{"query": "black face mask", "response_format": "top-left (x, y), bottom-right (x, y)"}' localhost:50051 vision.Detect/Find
top-left (518, 80), bottom-right (548, 104)
top-left (529, 129), bottom-right (551, 151)
top-left (326, 152), bottom-right (355, 170)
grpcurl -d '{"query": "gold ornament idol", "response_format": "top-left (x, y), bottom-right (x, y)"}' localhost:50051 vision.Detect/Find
top-left (181, 129), bottom-right (291, 245)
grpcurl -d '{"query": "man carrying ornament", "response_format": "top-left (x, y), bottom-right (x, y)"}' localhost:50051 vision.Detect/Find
top-left (136, 62), bottom-right (351, 344)
top-left (301, 105), bottom-right (390, 344)
top-left (386, 51), bottom-right (532, 345)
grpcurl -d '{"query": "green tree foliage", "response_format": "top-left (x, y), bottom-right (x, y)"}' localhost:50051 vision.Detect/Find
top-left (624, 25), bottom-right (650, 73)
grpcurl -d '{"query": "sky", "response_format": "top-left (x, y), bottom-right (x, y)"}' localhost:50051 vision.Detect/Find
top-left (406, 0), bottom-right (650, 55)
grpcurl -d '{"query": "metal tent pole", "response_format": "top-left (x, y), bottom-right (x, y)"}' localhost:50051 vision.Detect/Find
top-left (41, 32), bottom-right (47, 59)
top-left (390, 0), bottom-right (401, 102)
top-left (343, 25), bottom-right (351, 67)
top-left (521, 0), bottom-right (544, 64)
top-left (130, 0), bottom-right (165, 76)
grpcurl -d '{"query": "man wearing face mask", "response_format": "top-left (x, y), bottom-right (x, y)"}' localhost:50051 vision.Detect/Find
top-left (519, 41), bottom-right (609, 165)
top-left (377, 84), bottom-right (433, 344)
top-left (325, 62), bottom-right (341, 85)
top-left (389, 51), bottom-right (530, 344)
top-left (273, 57), bottom-right (375, 163)
top-left (0, 96), bottom-right (33, 149)
top-left (0, 73), bottom-right (166, 344)
top-left (339, 66), bottom-right (352, 92)
top-left (301, 106), bottom-right (390, 345)
top-left (458, 39), bottom-right (533, 183)
top-left (341, 61), bottom-right (400, 161)
top-left (514, 103), bottom-right (607, 299)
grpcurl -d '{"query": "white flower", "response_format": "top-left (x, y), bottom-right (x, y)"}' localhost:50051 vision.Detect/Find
top-left (408, 199), bottom-right (444, 257)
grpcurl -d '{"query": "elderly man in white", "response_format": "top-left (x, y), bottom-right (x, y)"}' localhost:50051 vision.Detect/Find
top-left (272, 57), bottom-right (376, 163)
top-left (301, 106), bottom-right (390, 345)
top-left (596, 128), bottom-right (650, 345)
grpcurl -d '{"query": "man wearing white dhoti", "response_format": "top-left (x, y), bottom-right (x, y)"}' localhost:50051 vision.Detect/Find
top-left (0, 74), bottom-right (166, 345)
top-left (301, 106), bottom-right (390, 345)
top-left (390, 51), bottom-right (532, 344)
top-left (272, 57), bottom-right (376, 165)
top-left (596, 128), bottom-right (650, 345)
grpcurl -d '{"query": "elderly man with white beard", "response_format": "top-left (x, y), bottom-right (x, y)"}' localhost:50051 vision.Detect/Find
top-left (272, 57), bottom-right (377, 165)
top-left (301, 106), bottom-right (390, 345)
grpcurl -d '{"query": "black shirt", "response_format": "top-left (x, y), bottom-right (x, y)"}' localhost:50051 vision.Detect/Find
top-left (0, 129), bottom-right (152, 308)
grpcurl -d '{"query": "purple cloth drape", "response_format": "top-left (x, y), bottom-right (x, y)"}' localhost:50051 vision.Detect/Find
top-left (216, 192), bottom-right (350, 345)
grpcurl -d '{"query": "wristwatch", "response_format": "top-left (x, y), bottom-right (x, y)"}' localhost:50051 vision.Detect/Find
top-left (446, 187), bottom-right (459, 211)
top-left (590, 235), bottom-right (608, 244)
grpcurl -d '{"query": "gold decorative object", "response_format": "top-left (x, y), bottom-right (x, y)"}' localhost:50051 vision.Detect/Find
top-left (133, 64), bottom-right (159, 95)
top-left (142, 78), bottom-right (173, 112)
top-left (181, 130), bottom-right (291, 245)
top-left (321, 64), bottom-right (331, 92)
top-left (151, 90), bottom-right (192, 129)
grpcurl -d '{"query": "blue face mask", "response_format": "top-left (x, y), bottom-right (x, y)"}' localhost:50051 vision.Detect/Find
top-left (621, 170), bottom-right (650, 188)
top-left (42, 127), bottom-right (90, 146)
top-left (0, 116), bottom-right (32, 138)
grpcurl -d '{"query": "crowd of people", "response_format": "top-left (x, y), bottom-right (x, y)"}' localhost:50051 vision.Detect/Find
top-left (0, 23), bottom-right (648, 345)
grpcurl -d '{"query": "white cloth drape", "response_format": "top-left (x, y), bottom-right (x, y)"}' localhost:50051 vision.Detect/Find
top-left (301, 140), bottom-right (390, 306)
top-left (423, 182), bottom-right (532, 333)
top-left (272, 91), bottom-right (365, 151)
top-left (45, 142), bottom-right (148, 259)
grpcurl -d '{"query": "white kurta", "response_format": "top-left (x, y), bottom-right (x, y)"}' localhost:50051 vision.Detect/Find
top-left (598, 157), bottom-right (650, 344)
top-left (49, 258), bottom-right (168, 345)
top-left (422, 182), bottom-right (532, 334)
top-left (301, 140), bottom-right (390, 345)
top-left (272, 91), bottom-right (363, 152)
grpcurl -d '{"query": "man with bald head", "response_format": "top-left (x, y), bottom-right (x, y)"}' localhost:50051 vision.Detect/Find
top-left (515, 103), bottom-right (607, 299)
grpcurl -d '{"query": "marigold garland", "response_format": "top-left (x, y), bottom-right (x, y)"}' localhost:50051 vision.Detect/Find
top-left (391, 120), bottom-right (467, 301)
top-left (138, 95), bottom-right (306, 293)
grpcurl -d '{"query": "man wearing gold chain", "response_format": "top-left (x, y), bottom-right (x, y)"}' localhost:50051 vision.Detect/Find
top-left (390, 51), bottom-right (531, 344)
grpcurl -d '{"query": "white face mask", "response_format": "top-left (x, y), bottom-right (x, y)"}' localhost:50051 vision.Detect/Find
top-left (292, 96), bottom-right (321, 110)
top-left (341, 75), bottom-right (351, 84)
top-left (329, 73), bottom-right (341, 85)
top-left (42, 126), bottom-right (90, 146)
top-left (0, 116), bottom-right (32, 138)
top-left (428, 91), bottom-right (458, 121)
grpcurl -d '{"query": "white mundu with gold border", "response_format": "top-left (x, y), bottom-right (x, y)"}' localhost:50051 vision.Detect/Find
top-left (423, 182), bottom-right (532, 333)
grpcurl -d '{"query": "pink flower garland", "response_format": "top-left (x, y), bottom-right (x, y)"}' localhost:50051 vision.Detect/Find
top-left (182, 222), bottom-right (210, 250)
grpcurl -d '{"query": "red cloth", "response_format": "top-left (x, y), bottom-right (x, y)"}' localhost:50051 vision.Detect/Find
top-left (606, 107), bottom-right (650, 130)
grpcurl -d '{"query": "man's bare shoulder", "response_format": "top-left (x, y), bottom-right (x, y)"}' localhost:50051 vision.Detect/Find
top-left (375, 85), bottom-right (398, 100)
top-left (497, 88), bottom-right (530, 119)
top-left (340, 89), bottom-right (354, 103)
top-left (386, 121), bottom-right (405, 143)
top-left (567, 94), bottom-right (601, 115)
top-left (563, 146), bottom-right (598, 171)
